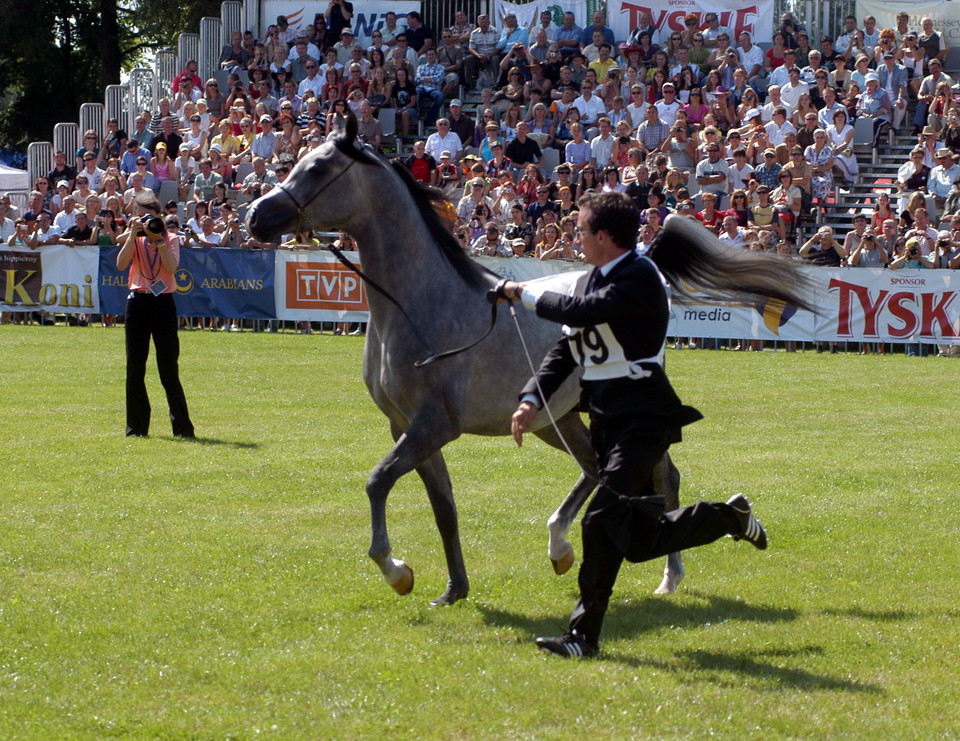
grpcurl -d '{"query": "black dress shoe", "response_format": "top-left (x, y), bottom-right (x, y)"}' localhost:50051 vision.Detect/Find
top-left (535, 632), bottom-right (598, 658)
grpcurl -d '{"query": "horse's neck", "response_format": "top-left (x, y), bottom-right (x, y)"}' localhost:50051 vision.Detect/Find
top-left (349, 209), bottom-right (479, 319)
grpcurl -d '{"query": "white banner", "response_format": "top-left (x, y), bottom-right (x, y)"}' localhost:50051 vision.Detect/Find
top-left (606, 0), bottom-right (774, 47)
top-left (856, 1), bottom-right (960, 47)
top-left (261, 1), bottom-right (421, 48)
top-left (1, 245), bottom-right (100, 314)
top-left (668, 267), bottom-right (960, 343)
top-left (495, 1), bottom-right (590, 37)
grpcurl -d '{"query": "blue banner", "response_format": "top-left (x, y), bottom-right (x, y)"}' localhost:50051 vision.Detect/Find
top-left (98, 246), bottom-right (276, 319)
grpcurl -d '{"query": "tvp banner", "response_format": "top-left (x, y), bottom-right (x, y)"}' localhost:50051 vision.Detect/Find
top-left (607, 0), bottom-right (774, 46)
top-left (275, 250), bottom-right (369, 321)
top-left (1, 245), bottom-right (99, 313)
top-left (261, 0), bottom-right (421, 47)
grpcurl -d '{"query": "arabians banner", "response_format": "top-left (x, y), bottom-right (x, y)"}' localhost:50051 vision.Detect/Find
top-left (607, 0), bottom-right (775, 46)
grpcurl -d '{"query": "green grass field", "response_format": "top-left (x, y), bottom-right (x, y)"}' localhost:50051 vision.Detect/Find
top-left (1, 325), bottom-right (959, 739)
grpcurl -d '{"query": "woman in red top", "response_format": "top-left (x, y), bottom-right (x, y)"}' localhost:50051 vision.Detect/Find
top-left (724, 189), bottom-right (751, 227)
top-left (697, 191), bottom-right (722, 233)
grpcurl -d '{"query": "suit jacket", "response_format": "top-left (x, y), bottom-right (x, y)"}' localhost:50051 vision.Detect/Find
top-left (521, 250), bottom-right (702, 430)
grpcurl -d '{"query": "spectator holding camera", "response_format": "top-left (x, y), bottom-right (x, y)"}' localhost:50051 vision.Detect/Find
top-left (799, 226), bottom-right (846, 266)
top-left (116, 193), bottom-right (194, 438)
top-left (890, 236), bottom-right (933, 268)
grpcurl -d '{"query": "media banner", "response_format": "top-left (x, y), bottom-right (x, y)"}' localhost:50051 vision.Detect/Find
top-left (856, 1), bottom-right (960, 47)
top-left (98, 246), bottom-right (277, 319)
top-left (668, 268), bottom-right (960, 344)
top-left (1, 245), bottom-right (99, 314)
top-left (606, 0), bottom-right (774, 46)
top-left (261, 1), bottom-right (421, 48)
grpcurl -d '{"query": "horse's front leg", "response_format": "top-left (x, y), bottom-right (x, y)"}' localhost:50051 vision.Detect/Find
top-left (416, 451), bottom-right (468, 605)
top-left (367, 415), bottom-right (457, 600)
top-left (654, 453), bottom-right (685, 595)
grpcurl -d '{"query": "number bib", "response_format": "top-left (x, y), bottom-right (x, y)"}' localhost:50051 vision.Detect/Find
top-left (563, 322), bottom-right (664, 381)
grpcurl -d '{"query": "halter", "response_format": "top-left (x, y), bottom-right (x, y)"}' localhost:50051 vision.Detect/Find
top-left (273, 156), bottom-right (499, 367)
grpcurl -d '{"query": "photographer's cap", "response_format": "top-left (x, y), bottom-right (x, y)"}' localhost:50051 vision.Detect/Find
top-left (744, 109), bottom-right (761, 121)
top-left (906, 237), bottom-right (920, 250)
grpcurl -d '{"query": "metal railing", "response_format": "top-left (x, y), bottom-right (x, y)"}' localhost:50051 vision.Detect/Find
top-left (199, 17), bottom-right (222, 82)
top-left (177, 33), bottom-right (200, 77)
top-left (105, 84), bottom-right (130, 133)
top-left (27, 142), bottom-right (53, 189)
top-left (221, 1), bottom-right (242, 46)
top-left (53, 123), bottom-right (79, 162)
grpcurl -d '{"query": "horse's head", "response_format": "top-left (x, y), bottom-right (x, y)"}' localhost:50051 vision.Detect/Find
top-left (246, 112), bottom-right (380, 241)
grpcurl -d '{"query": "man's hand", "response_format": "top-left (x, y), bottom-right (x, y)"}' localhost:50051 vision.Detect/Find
top-left (511, 401), bottom-right (538, 446)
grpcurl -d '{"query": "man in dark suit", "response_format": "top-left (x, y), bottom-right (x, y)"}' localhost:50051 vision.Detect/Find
top-left (498, 192), bottom-right (768, 658)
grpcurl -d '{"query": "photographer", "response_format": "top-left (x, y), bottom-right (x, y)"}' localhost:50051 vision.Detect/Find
top-left (799, 226), bottom-right (847, 266)
top-left (889, 237), bottom-right (933, 269)
top-left (116, 193), bottom-right (194, 438)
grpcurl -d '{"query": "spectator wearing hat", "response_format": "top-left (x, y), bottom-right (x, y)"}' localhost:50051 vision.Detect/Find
top-left (928, 148), bottom-right (960, 213)
top-left (890, 237), bottom-right (931, 269)
top-left (446, 99), bottom-right (474, 146)
top-left (858, 74), bottom-right (892, 146)
top-left (915, 58), bottom-right (953, 133)
top-left (754, 148), bottom-right (783, 189)
top-left (334, 28), bottom-right (363, 66)
top-left (458, 176), bottom-right (492, 220)
top-left (877, 51), bottom-right (909, 130)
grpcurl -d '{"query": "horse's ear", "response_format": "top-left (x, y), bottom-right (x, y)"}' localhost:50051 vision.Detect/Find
top-left (344, 110), bottom-right (359, 145)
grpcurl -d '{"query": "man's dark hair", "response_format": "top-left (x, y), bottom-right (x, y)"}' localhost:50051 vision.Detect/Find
top-left (578, 192), bottom-right (640, 250)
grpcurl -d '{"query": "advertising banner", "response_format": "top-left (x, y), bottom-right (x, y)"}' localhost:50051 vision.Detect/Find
top-left (606, 0), bottom-right (775, 47)
top-left (261, 0), bottom-right (421, 48)
top-left (856, 1), bottom-right (960, 48)
top-left (1, 245), bottom-right (99, 314)
top-left (98, 246), bottom-right (276, 319)
top-left (495, 0), bottom-right (590, 35)
top-left (6, 244), bottom-right (960, 344)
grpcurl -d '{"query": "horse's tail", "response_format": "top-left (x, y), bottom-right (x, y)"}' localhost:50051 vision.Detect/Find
top-left (647, 215), bottom-right (817, 313)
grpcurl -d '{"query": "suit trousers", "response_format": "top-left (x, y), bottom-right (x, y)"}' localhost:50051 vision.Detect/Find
top-left (568, 415), bottom-right (739, 644)
top-left (125, 292), bottom-right (194, 438)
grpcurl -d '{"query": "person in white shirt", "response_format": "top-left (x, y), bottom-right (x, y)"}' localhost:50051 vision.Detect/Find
top-left (54, 196), bottom-right (78, 232)
top-left (572, 79), bottom-right (606, 130)
top-left (654, 83), bottom-right (681, 127)
top-left (764, 107), bottom-right (796, 147)
top-left (424, 119), bottom-right (464, 162)
top-left (780, 68), bottom-right (809, 110)
top-left (761, 86), bottom-right (793, 121)
top-left (737, 31), bottom-right (766, 89)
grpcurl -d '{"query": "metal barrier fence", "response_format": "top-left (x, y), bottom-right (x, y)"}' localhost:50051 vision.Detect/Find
top-left (26, 142), bottom-right (53, 190)
top-left (199, 17), bottom-right (223, 82)
top-left (53, 123), bottom-right (79, 162)
top-left (154, 51), bottom-right (178, 105)
top-left (422, 0), bottom-right (491, 37)
top-left (79, 103), bottom-right (105, 147)
top-left (105, 84), bottom-right (130, 134)
top-left (130, 67), bottom-right (155, 123)
top-left (221, 0), bottom-right (243, 46)
top-left (177, 33), bottom-right (200, 78)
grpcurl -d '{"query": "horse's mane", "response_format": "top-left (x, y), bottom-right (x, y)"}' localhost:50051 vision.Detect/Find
top-left (329, 130), bottom-right (493, 291)
top-left (387, 160), bottom-right (494, 290)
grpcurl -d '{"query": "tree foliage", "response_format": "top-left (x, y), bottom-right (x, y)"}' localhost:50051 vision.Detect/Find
top-left (0, 0), bottom-right (220, 151)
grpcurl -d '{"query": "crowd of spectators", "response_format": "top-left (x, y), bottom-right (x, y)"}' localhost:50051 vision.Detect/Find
top-left (4, 7), bottom-right (960, 340)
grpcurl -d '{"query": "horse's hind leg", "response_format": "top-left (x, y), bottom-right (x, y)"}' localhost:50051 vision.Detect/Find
top-left (532, 411), bottom-right (598, 575)
top-left (416, 451), bottom-right (468, 606)
top-left (653, 453), bottom-right (685, 595)
top-left (367, 418), bottom-right (454, 599)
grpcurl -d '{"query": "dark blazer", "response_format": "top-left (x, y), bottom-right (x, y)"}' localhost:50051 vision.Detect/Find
top-left (521, 250), bottom-right (702, 430)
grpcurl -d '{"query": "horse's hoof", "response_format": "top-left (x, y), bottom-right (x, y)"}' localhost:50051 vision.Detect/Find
top-left (390, 563), bottom-right (414, 596)
top-left (430, 585), bottom-right (468, 606)
top-left (551, 547), bottom-right (575, 575)
top-left (654, 571), bottom-right (683, 595)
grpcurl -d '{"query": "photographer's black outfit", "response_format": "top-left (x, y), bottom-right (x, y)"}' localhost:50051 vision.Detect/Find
top-left (121, 227), bottom-right (194, 438)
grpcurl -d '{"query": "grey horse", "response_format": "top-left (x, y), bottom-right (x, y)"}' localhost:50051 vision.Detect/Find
top-left (246, 119), bottom-right (684, 605)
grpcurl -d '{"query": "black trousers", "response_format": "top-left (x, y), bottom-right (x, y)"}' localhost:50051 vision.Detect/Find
top-left (125, 292), bottom-right (194, 438)
top-left (568, 416), bottom-right (739, 645)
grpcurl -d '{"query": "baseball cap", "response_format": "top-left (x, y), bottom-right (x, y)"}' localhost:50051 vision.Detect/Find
top-left (450, 99), bottom-right (463, 107)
